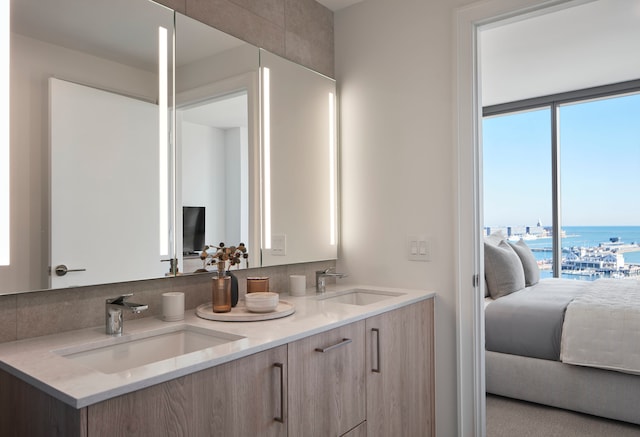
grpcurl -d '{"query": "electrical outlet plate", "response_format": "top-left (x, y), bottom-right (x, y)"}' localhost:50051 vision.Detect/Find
top-left (407, 235), bottom-right (431, 262)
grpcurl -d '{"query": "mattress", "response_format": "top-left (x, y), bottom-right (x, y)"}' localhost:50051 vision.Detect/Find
top-left (561, 278), bottom-right (640, 374)
top-left (485, 278), bottom-right (587, 360)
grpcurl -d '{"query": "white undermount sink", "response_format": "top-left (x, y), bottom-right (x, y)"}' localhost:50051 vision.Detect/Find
top-left (55, 325), bottom-right (244, 374)
top-left (317, 289), bottom-right (406, 306)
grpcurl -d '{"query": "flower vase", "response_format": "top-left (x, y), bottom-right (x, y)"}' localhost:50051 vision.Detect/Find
top-left (212, 274), bottom-right (231, 313)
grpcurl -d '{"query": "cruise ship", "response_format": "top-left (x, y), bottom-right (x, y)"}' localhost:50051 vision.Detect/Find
top-left (484, 220), bottom-right (560, 242)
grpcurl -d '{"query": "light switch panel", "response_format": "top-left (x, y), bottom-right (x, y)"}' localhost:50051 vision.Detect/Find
top-left (408, 235), bottom-right (431, 262)
top-left (271, 234), bottom-right (286, 256)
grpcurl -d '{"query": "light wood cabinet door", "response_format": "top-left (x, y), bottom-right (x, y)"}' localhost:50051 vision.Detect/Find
top-left (0, 368), bottom-right (86, 437)
top-left (288, 320), bottom-right (366, 437)
top-left (190, 345), bottom-right (288, 437)
top-left (366, 299), bottom-right (434, 437)
top-left (87, 345), bottom-right (287, 437)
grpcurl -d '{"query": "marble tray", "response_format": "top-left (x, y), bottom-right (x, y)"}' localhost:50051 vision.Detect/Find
top-left (196, 300), bottom-right (295, 322)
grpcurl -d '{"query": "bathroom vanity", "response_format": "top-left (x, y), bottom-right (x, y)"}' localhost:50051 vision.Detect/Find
top-left (0, 287), bottom-right (434, 436)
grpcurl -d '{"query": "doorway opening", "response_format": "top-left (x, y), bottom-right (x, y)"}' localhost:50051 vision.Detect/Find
top-left (475, 0), bottom-right (640, 433)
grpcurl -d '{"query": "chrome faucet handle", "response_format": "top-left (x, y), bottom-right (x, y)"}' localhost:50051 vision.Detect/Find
top-left (316, 268), bottom-right (345, 293)
top-left (316, 267), bottom-right (334, 277)
top-left (105, 293), bottom-right (147, 336)
top-left (106, 293), bottom-right (134, 305)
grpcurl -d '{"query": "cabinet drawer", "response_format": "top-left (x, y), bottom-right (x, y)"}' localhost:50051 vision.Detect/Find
top-left (288, 320), bottom-right (366, 437)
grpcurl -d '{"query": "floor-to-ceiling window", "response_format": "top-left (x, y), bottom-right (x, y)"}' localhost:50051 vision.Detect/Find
top-left (483, 84), bottom-right (640, 280)
top-left (483, 107), bottom-right (552, 273)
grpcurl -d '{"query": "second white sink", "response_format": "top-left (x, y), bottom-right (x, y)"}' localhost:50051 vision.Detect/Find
top-left (318, 289), bottom-right (405, 306)
top-left (55, 325), bottom-right (244, 374)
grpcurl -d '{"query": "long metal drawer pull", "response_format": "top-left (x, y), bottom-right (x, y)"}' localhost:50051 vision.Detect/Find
top-left (372, 328), bottom-right (381, 373)
top-left (274, 363), bottom-right (285, 423)
top-left (53, 265), bottom-right (87, 276)
top-left (315, 338), bottom-right (352, 353)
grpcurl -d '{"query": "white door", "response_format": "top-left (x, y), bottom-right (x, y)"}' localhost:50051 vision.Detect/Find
top-left (50, 78), bottom-right (166, 288)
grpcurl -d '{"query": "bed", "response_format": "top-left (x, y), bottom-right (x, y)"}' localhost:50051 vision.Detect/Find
top-left (483, 237), bottom-right (640, 425)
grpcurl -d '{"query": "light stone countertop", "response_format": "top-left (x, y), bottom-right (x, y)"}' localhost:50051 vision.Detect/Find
top-left (0, 285), bottom-right (435, 409)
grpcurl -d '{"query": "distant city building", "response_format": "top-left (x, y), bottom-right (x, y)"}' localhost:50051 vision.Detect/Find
top-left (484, 223), bottom-right (551, 241)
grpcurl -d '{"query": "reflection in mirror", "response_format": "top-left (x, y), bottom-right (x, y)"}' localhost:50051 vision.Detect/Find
top-left (259, 50), bottom-right (338, 266)
top-left (2, 0), bottom-right (175, 294)
top-left (174, 13), bottom-right (259, 274)
top-left (178, 93), bottom-right (248, 260)
top-left (3, 0), bottom-right (338, 295)
top-left (50, 77), bottom-right (170, 288)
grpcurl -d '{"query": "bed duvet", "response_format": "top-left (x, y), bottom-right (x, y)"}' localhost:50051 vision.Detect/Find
top-left (561, 278), bottom-right (640, 374)
top-left (485, 279), bottom-right (587, 361)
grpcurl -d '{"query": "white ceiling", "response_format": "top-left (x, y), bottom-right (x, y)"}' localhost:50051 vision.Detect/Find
top-left (480, 0), bottom-right (640, 107)
top-left (25, 0), bottom-right (638, 112)
top-left (13, 0), bottom-right (251, 129)
top-left (11, 0), bottom-right (173, 72)
top-left (181, 93), bottom-right (248, 129)
top-left (12, 0), bottom-right (249, 72)
top-left (316, 0), bottom-right (364, 12)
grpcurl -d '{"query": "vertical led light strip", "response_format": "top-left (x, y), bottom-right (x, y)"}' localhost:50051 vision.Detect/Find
top-left (0, 1), bottom-right (9, 266)
top-left (158, 26), bottom-right (169, 256)
top-left (262, 67), bottom-right (272, 249)
top-left (328, 92), bottom-right (336, 246)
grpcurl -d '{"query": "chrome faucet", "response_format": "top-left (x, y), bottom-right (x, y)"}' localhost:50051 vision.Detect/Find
top-left (315, 268), bottom-right (348, 293)
top-left (105, 294), bottom-right (148, 336)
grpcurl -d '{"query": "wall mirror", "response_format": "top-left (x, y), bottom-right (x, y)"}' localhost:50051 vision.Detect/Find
top-left (174, 13), bottom-right (260, 274)
top-left (259, 50), bottom-right (338, 266)
top-left (3, 0), bottom-right (175, 294)
top-left (2, 0), bottom-right (338, 296)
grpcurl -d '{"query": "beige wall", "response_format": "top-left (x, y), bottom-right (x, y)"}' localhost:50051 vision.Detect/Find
top-left (0, 0), bottom-right (335, 343)
top-left (335, 0), bottom-right (477, 435)
top-left (157, 0), bottom-right (334, 78)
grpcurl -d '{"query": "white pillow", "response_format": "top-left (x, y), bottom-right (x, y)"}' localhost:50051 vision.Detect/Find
top-left (509, 239), bottom-right (540, 286)
top-left (484, 240), bottom-right (525, 299)
top-left (483, 230), bottom-right (507, 297)
top-left (484, 230), bottom-right (507, 246)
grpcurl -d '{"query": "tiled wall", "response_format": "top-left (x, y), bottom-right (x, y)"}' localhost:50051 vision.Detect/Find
top-left (156, 0), bottom-right (334, 78)
top-left (0, 261), bottom-right (336, 342)
top-left (0, 0), bottom-right (336, 343)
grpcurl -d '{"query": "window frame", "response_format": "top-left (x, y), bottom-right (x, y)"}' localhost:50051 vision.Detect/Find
top-left (483, 79), bottom-right (640, 277)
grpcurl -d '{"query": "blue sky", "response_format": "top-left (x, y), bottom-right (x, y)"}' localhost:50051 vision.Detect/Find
top-left (483, 92), bottom-right (640, 227)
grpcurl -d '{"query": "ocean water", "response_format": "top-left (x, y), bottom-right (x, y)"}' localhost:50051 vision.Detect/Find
top-left (525, 226), bottom-right (640, 261)
top-left (520, 226), bottom-right (640, 279)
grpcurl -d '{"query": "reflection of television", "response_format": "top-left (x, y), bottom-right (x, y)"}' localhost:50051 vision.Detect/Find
top-left (183, 207), bottom-right (205, 255)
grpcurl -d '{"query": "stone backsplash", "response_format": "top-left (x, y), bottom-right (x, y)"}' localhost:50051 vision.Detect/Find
top-left (0, 260), bottom-right (336, 342)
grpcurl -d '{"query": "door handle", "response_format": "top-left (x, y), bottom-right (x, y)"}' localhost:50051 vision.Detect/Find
top-left (53, 264), bottom-right (86, 276)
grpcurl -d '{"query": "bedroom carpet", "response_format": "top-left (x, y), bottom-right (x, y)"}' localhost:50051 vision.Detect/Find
top-left (487, 394), bottom-right (640, 436)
